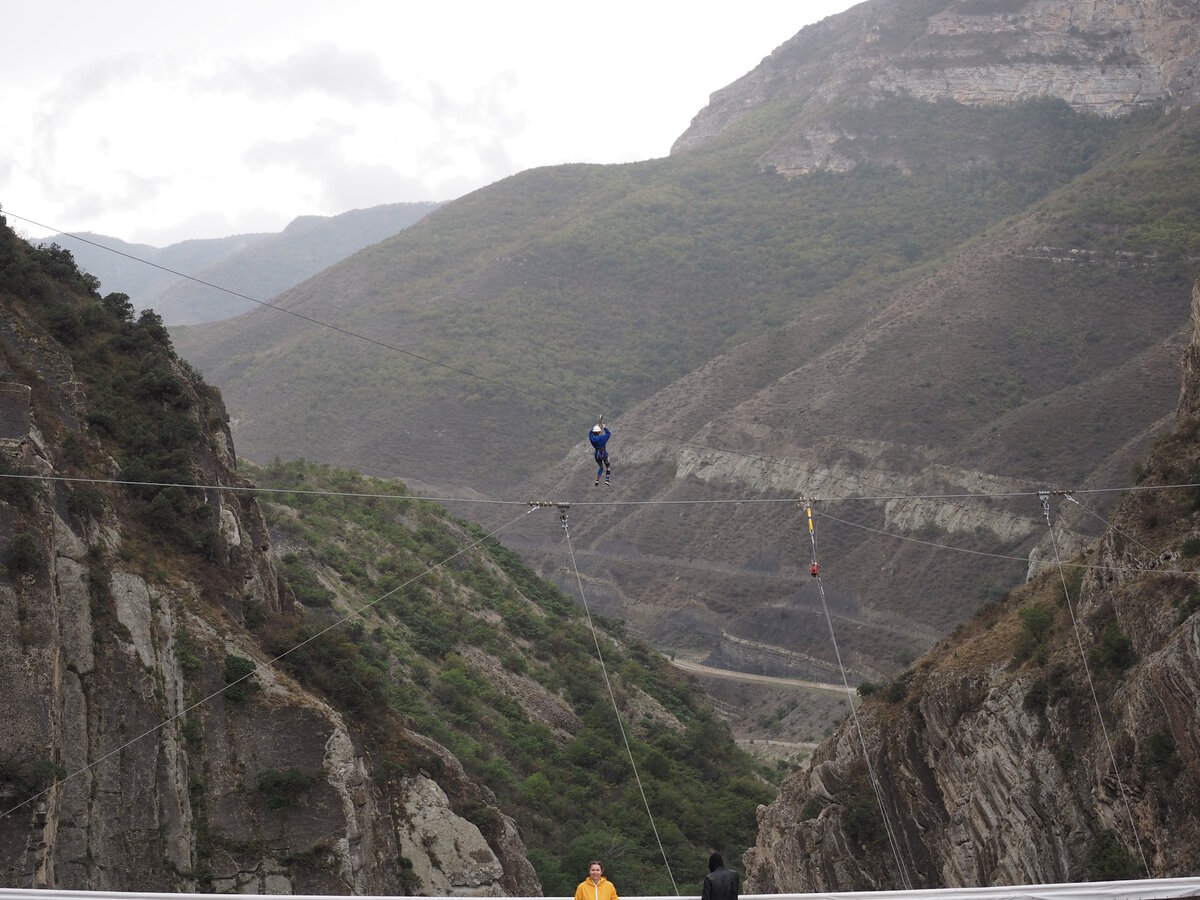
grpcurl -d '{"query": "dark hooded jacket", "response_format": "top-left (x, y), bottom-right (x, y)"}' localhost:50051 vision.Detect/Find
top-left (702, 862), bottom-right (739, 900)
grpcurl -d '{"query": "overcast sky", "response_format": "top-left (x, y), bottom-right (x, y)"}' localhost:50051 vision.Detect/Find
top-left (3, 1), bottom-right (856, 246)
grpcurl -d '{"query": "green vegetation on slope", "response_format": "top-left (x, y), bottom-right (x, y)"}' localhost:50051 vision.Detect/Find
top-left (0, 217), bottom-right (227, 554)
top-left (1050, 110), bottom-right (1200, 265)
top-left (245, 458), bottom-right (775, 894)
top-left (176, 98), bottom-right (1157, 486)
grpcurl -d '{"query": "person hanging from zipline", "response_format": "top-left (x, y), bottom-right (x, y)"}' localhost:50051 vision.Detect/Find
top-left (589, 419), bottom-right (612, 486)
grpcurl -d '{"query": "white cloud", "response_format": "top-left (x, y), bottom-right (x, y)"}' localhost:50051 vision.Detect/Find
top-left (203, 44), bottom-right (402, 104)
top-left (2, 0), bottom-right (858, 245)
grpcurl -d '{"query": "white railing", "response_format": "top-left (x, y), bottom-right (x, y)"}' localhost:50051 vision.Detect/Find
top-left (2, 877), bottom-right (1200, 900)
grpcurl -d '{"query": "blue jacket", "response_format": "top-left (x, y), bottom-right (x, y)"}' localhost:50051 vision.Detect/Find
top-left (589, 427), bottom-right (610, 452)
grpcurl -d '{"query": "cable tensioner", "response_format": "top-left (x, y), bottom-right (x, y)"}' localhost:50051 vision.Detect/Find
top-left (528, 500), bottom-right (570, 530)
top-left (1037, 488), bottom-right (1075, 525)
top-left (798, 497), bottom-right (819, 576)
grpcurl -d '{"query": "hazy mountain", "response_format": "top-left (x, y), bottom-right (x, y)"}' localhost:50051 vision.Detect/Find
top-left (38, 230), bottom-right (271, 309)
top-left (44, 202), bottom-right (438, 325)
top-left (173, 0), bottom-right (1200, 680)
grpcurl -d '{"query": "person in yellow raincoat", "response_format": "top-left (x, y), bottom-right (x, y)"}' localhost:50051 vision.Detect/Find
top-left (575, 861), bottom-right (619, 900)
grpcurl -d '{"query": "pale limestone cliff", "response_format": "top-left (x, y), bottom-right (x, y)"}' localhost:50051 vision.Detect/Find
top-left (673, 0), bottom-right (1200, 173)
top-left (742, 281), bottom-right (1200, 888)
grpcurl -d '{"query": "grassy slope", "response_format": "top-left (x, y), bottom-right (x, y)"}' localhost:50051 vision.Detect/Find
top-left (172, 98), bottom-right (1146, 487)
top-left (244, 458), bottom-right (776, 895)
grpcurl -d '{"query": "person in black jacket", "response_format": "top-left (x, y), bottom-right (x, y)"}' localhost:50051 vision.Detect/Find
top-left (701, 852), bottom-right (739, 900)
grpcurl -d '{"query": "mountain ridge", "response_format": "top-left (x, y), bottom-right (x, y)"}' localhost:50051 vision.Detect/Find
top-left (40, 202), bottom-right (437, 326)
top-left (673, 0), bottom-right (1200, 163)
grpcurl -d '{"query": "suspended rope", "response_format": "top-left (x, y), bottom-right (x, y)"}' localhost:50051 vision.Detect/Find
top-left (804, 500), bottom-right (913, 890)
top-left (9, 471), bottom-right (1200, 591)
top-left (1039, 491), bottom-right (1151, 877)
top-left (13, 468), bottom-right (1200, 516)
top-left (1063, 493), bottom-right (1200, 586)
top-left (532, 501), bottom-right (679, 895)
top-left (0, 505), bottom-right (537, 823)
top-left (820, 504), bottom-right (1200, 580)
top-left (11, 207), bottom-right (1181, 532)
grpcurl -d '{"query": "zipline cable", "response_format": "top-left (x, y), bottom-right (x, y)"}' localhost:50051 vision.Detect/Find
top-left (10, 469), bottom-right (1200, 510)
top-left (4, 211), bottom-right (594, 421)
top-left (0, 505), bottom-right (537, 823)
top-left (22, 208), bottom-right (1195, 542)
top-left (1039, 492), bottom-right (1150, 877)
top-left (0, 210), bottom-right (1072, 533)
top-left (542, 503), bottom-right (679, 895)
top-left (10, 471), bottom-right (1200, 582)
top-left (817, 505), bottom-right (1200, 580)
top-left (804, 500), bottom-right (913, 889)
top-left (1063, 493), bottom-right (1200, 584)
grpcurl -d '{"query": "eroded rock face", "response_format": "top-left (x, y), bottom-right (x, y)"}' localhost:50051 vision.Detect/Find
top-left (1177, 281), bottom-right (1200, 422)
top-left (0, 301), bottom-right (538, 895)
top-left (743, 282), bottom-right (1200, 889)
top-left (397, 776), bottom-right (507, 896)
top-left (673, 0), bottom-right (1200, 170)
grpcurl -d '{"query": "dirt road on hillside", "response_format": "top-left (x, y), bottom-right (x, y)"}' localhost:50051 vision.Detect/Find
top-left (669, 658), bottom-right (855, 699)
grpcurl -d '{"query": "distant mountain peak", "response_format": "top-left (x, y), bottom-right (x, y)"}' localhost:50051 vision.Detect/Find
top-left (673, 0), bottom-right (1200, 170)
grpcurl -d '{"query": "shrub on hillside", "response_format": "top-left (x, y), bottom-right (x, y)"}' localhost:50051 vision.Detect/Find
top-left (1087, 829), bottom-right (1142, 880)
top-left (1014, 602), bottom-right (1054, 662)
top-left (256, 767), bottom-right (310, 809)
top-left (6, 530), bottom-right (40, 574)
top-left (223, 654), bottom-right (258, 701)
top-left (843, 797), bottom-right (884, 847)
top-left (1088, 620), bottom-right (1137, 673)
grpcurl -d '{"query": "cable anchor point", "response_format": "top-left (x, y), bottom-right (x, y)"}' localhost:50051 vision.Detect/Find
top-left (528, 500), bottom-right (570, 530)
top-left (1038, 489), bottom-right (1074, 526)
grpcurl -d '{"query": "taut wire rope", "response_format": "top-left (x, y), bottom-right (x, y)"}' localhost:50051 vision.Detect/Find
top-left (804, 501), bottom-right (913, 889)
top-left (9, 472), bottom-right (1200, 582)
top-left (1063, 493), bottom-right (1200, 585)
top-left (1039, 492), bottom-right (1150, 877)
top-left (0, 505), bottom-right (537, 823)
top-left (546, 504), bottom-right (679, 895)
top-left (0, 210), bottom-right (1083, 533)
top-left (817, 504), bottom-right (1200, 580)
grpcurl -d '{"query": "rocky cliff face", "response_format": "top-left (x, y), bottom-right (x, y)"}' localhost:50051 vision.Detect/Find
top-left (674, 0), bottom-right (1200, 173)
top-left (741, 283), bottom-right (1200, 888)
top-left (0, 228), bottom-right (538, 894)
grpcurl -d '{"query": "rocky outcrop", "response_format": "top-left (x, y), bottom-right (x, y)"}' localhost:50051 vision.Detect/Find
top-left (742, 281), bottom-right (1200, 888)
top-left (673, 0), bottom-right (1200, 171)
top-left (626, 437), bottom-right (1044, 543)
top-left (0, 241), bottom-right (538, 894)
top-left (1176, 281), bottom-right (1200, 421)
